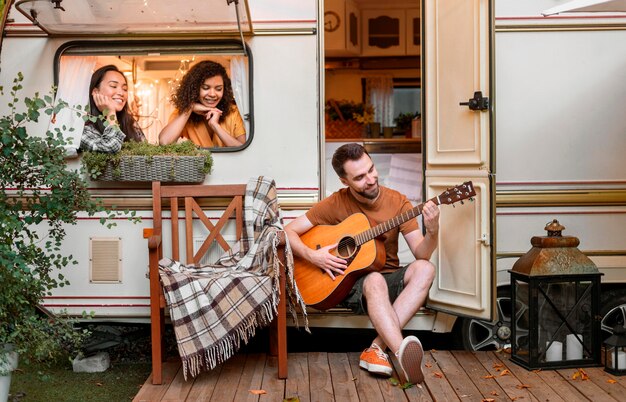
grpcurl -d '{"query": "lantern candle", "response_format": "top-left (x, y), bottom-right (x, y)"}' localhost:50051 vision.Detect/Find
top-left (546, 341), bottom-right (563, 362)
top-left (614, 351), bottom-right (626, 370)
top-left (566, 334), bottom-right (583, 360)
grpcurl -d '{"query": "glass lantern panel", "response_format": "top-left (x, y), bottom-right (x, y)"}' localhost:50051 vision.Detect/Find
top-left (513, 279), bottom-right (530, 363)
top-left (538, 280), bottom-right (594, 363)
top-left (607, 346), bottom-right (626, 370)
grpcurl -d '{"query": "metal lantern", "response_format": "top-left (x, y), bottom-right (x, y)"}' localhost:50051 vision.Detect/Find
top-left (604, 326), bottom-right (626, 375)
top-left (509, 220), bottom-right (602, 370)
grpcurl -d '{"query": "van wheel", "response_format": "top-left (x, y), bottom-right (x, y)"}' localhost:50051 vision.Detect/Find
top-left (458, 288), bottom-right (529, 351)
top-left (600, 289), bottom-right (626, 338)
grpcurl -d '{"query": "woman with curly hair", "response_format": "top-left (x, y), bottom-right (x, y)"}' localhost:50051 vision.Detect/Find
top-left (159, 60), bottom-right (246, 147)
top-left (80, 64), bottom-right (145, 153)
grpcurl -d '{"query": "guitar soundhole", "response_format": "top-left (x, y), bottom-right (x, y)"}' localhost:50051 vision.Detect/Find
top-left (337, 236), bottom-right (357, 259)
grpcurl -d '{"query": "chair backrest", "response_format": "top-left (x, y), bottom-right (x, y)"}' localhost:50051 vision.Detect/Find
top-left (152, 182), bottom-right (246, 265)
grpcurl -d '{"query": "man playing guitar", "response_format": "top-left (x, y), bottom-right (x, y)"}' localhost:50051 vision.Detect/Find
top-left (285, 143), bottom-right (440, 384)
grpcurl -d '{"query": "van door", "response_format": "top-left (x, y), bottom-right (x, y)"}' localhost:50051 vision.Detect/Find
top-left (423, 0), bottom-right (494, 320)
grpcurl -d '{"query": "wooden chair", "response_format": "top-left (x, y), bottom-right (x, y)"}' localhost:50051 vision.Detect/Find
top-left (145, 181), bottom-right (287, 385)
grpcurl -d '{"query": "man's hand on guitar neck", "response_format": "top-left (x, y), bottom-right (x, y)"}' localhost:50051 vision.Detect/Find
top-left (307, 243), bottom-right (348, 281)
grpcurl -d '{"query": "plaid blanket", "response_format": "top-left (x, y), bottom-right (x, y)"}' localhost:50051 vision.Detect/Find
top-left (159, 176), bottom-right (308, 380)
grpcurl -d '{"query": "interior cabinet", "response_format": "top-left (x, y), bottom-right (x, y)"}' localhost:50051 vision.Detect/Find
top-left (406, 8), bottom-right (420, 56)
top-left (361, 8), bottom-right (419, 56)
top-left (325, 0), bottom-right (360, 56)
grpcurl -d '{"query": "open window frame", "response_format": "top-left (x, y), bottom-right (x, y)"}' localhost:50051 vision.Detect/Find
top-left (54, 39), bottom-right (254, 153)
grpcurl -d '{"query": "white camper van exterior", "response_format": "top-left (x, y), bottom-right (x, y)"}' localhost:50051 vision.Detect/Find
top-left (1, 0), bottom-right (625, 351)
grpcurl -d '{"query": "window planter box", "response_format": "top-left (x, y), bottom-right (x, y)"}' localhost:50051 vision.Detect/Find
top-left (95, 155), bottom-right (209, 183)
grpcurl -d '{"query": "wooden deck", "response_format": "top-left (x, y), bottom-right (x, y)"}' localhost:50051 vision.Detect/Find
top-left (134, 350), bottom-right (626, 401)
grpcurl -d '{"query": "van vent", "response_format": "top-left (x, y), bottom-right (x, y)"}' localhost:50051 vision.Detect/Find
top-left (194, 236), bottom-right (236, 265)
top-left (89, 237), bottom-right (122, 283)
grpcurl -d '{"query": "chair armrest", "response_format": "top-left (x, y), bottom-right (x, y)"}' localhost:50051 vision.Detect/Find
top-left (144, 228), bottom-right (162, 250)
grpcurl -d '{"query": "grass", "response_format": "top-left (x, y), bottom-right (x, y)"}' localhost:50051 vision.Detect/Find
top-left (9, 357), bottom-right (151, 402)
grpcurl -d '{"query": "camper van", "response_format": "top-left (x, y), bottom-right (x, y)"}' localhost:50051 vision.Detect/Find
top-left (1, 0), bottom-right (625, 352)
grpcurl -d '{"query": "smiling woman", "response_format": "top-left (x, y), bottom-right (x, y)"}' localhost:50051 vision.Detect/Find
top-left (79, 64), bottom-right (146, 153)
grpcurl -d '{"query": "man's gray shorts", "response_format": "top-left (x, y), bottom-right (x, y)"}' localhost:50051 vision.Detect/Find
top-left (339, 265), bottom-right (409, 315)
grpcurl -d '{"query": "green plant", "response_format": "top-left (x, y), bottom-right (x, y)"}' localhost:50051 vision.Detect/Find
top-left (325, 99), bottom-right (373, 123)
top-left (81, 140), bottom-right (213, 181)
top-left (393, 112), bottom-right (419, 131)
top-left (0, 73), bottom-right (112, 371)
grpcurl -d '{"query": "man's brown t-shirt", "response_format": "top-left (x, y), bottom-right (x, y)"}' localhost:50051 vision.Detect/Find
top-left (305, 186), bottom-right (419, 272)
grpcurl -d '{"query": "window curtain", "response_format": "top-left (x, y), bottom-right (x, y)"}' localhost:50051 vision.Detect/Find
top-left (49, 56), bottom-right (97, 148)
top-left (366, 76), bottom-right (394, 127)
top-left (229, 56), bottom-right (250, 136)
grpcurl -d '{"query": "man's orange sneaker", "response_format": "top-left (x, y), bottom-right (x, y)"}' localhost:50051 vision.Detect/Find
top-left (359, 343), bottom-right (393, 377)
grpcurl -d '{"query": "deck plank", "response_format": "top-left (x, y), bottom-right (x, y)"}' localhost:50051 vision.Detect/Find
top-left (557, 368), bottom-right (620, 402)
top-left (232, 354), bottom-right (267, 402)
top-left (208, 353), bottom-right (247, 402)
top-left (184, 365), bottom-right (223, 401)
top-left (285, 352), bottom-right (310, 402)
top-left (451, 350), bottom-right (508, 402)
top-left (421, 351), bottom-right (461, 402)
top-left (533, 369), bottom-right (589, 401)
top-left (161, 364), bottom-right (195, 401)
top-left (348, 351), bottom-right (386, 402)
top-left (474, 351), bottom-right (538, 401)
top-left (583, 367), bottom-right (626, 400)
top-left (493, 352), bottom-right (567, 402)
top-left (328, 353), bottom-right (360, 402)
top-left (133, 360), bottom-right (182, 402)
top-left (260, 356), bottom-right (286, 401)
top-left (430, 350), bottom-right (483, 400)
top-left (308, 352), bottom-right (335, 401)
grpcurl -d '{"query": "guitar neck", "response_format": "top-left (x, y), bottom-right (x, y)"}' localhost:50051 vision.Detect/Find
top-left (355, 196), bottom-right (441, 245)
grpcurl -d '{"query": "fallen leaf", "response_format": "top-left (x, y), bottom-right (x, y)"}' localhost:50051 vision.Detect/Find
top-left (579, 368), bottom-right (589, 380)
top-left (490, 390), bottom-right (499, 396)
top-left (516, 384), bottom-right (531, 389)
top-left (493, 363), bottom-right (504, 370)
top-left (483, 375), bottom-right (495, 379)
top-left (434, 372), bottom-right (444, 378)
top-left (401, 382), bottom-right (414, 389)
top-left (283, 398), bottom-right (300, 402)
top-left (571, 368), bottom-right (589, 381)
top-left (425, 363), bottom-right (433, 368)
top-left (607, 379), bottom-right (617, 384)
top-left (352, 377), bottom-right (357, 381)
top-left (250, 389), bottom-right (267, 395)
top-left (499, 369), bottom-right (511, 376)
top-left (502, 347), bottom-right (512, 354)
top-left (95, 382), bottom-right (104, 387)
top-left (389, 378), bottom-right (400, 386)
top-left (482, 399), bottom-right (495, 402)
top-left (532, 369), bottom-right (542, 373)
top-left (431, 349), bottom-right (437, 353)
top-left (511, 397), bottom-right (519, 401)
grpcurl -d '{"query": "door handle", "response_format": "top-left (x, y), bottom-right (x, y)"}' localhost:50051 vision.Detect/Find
top-left (460, 91), bottom-right (490, 111)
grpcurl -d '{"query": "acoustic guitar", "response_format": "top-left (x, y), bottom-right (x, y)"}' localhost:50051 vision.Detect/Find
top-left (293, 181), bottom-right (476, 310)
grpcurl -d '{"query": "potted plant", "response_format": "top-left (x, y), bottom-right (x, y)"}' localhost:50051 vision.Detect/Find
top-left (0, 73), bottom-right (103, 400)
top-left (325, 99), bottom-right (374, 139)
top-left (81, 140), bottom-right (213, 182)
top-left (393, 112), bottom-right (419, 137)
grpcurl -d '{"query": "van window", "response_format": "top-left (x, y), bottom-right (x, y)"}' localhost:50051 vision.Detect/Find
top-left (54, 41), bottom-right (253, 152)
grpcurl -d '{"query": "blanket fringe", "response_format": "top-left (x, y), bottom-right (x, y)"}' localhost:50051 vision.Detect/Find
top-left (181, 296), bottom-right (277, 380)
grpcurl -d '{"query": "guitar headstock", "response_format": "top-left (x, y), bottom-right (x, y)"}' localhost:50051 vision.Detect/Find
top-left (438, 181), bottom-right (476, 205)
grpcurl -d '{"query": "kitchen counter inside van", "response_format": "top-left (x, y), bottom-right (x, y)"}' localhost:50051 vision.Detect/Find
top-left (326, 137), bottom-right (421, 153)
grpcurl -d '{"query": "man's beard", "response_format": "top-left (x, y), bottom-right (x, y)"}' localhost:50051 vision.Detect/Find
top-left (355, 181), bottom-right (380, 200)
